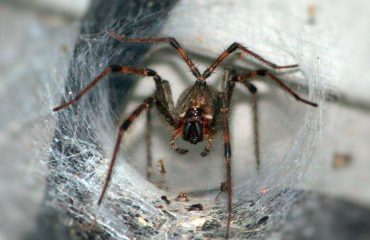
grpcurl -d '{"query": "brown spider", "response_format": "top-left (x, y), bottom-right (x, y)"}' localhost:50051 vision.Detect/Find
top-left (53, 30), bottom-right (318, 239)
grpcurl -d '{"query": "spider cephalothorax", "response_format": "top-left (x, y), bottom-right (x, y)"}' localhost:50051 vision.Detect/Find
top-left (53, 30), bottom-right (318, 239)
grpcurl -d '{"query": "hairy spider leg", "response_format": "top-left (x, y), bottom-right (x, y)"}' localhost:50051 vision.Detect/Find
top-left (146, 106), bottom-right (153, 180)
top-left (232, 69), bottom-right (319, 170)
top-left (231, 69), bottom-right (319, 170)
top-left (217, 68), bottom-right (258, 238)
top-left (220, 67), bottom-right (260, 169)
top-left (53, 65), bottom-right (159, 111)
top-left (238, 80), bottom-right (260, 170)
top-left (205, 67), bottom-right (237, 239)
top-left (219, 91), bottom-right (233, 239)
top-left (234, 70), bottom-right (318, 107)
top-left (213, 68), bottom-right (260, 209)
top-left (107, 30), bottom-right (202, 80)
top-left (202, 42), bottom-right (299, 79)
top-left (200, 135), bottom-right (214, 157)
top-left (98, 97), bottom-right (154, 205)
top-left (245, 82), bottom-right (260, 170)
top-left (170, 128), bottom-right (189, 154)
top-left (52, 64), bottom-right (177, 126)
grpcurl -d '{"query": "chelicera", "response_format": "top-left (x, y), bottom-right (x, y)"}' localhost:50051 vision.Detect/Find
top-left (53, 30), bottom-right (318, 239)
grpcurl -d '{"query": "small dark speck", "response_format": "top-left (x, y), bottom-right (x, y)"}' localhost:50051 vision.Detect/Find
top-left (257, 216), bottom-right (269, 225)
top-left (134, 231), bottom-right (143, 236)
top-left (161, 195), bottom-right (171, 205)
top-left (187, 203), bottom-right (203, 211)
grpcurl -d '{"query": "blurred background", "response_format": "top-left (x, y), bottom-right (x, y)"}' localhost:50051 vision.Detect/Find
top-left (1, 0), bottom-right (370, 239)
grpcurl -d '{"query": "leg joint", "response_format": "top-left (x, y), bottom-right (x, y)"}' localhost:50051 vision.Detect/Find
top-left (224, 143), bottom-right (232, 158)
top-left (202, 69), bottom-right (212, 79)
top-left (121, 119), bottom-right (132, 131)
top-left (110, 65), bottom-right (122, 72)
top-left (227, 42), bottom-right (239, 53)
top-left (247, 83), bottom-right (257, 93)
top-left (146, 69), bottom-right (157, 76)
top-left (256, 69), bottom-right (268, 76)
top-left (169, 38), bottom-right (180, 49)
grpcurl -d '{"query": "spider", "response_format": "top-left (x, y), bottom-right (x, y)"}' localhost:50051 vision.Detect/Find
top-left (53, 30), bottom-right (318, 239)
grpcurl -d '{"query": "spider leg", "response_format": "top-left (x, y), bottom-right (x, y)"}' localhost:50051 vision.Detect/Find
top-left (234, 70), bottom-right (318, 107)
top-left (107, 30), bottom-right (202, 80)
top-left (202, 43), bottom-right (299, 80)
top-left (154, 79), bottom-right (176, 126)
top-left (200, 135), bottom-right (214, 157)
top-left (151, 79), bottom-right (193, 156)
top-left (234, 69), bottom-right (318, 169)
top-left (220, 67), bottom-right (262, 172)
top-left (146, 105), bottom-right (153, 180)
top-left (219, 91), bottom-right (233, 239)
top-left (200, 69), bottom-right (235, 158)
top-left (145, 91), bottom-right (176, 179)
top-left (98, 96), bottom-right (155, 205)
top-left (244, 82), bottom-right (260, 170)
top-left (170, 131), bottom-right (189, 154)
top-left (215, 181), bottom-right (228, 202)
top-left (53, 65), bottom-right (161, 111)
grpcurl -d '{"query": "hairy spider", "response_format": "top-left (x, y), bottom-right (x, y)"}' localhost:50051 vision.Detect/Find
top-left (53, 30), bottom-right (318, 239)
